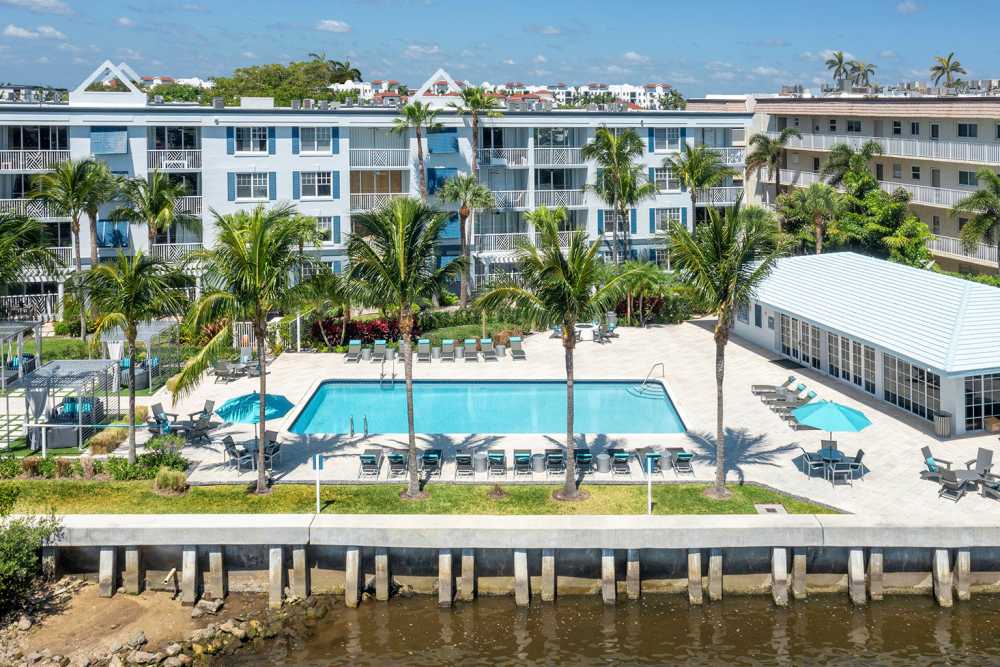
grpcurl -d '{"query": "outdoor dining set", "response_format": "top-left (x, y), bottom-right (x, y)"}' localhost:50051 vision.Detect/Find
top-left (922, 445), bottom-right (1000, 502)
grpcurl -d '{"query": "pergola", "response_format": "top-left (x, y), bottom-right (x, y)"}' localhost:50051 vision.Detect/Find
top-left (0, 320), bottom-right (43, 392)
top-left (5, 359), bottom-right (119, 454)
top-left (101, 320), bottom-right (181, 392)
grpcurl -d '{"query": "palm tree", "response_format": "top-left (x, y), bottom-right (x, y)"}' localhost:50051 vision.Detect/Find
top-left (437, 175), bottom-right (495, 306)
top-left (85, 253), bottom-right (184, 463)
top-left (952, 168), bottom-right (1000, 273)
top-left (476, 206), bottom-right (632, 500)
top-left (619, 259), bottom-right (669, 326)
top-left (781, 183), bottom-right (839, 254)
top-left (393, 102), bottom-right (441, 201)
top-left (658, 89), bottom-right (686, 110)
top-left (347, 198), bottom-right (464, 499)
top-left (450, 86), bottom-right (502, 181)
top-left (81, 161), bottom-right (119, 270)
top-left (173, 204), bottom-right (314, 493)
top-left (820, 140), bottom-right (883, 187)
top-left (287, 268), bottom-right (352, 349)
top-left (307, 52), bottom-right (362, 83)
top-left (825, 51), bottom-right (850, 82)
top-left (0, 213), bottom-right (62, 287)
top-left (745, 128), bottom-right (802, 220)
top-left (110, 170), bottom-right (195, 250)
top-left (32, 158), bottom-right (94, 341)
top-left (663, 144), bottom-right (736, 211)
top-left (849, 61), bottom-right (876, 87)
top-left (669, 202), bottom-right (787, 497)
top-left (931, 52), bottom-right (966, 88)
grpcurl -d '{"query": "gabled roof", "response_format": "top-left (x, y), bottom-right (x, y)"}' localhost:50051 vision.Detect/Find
top-left (751, 252), bottom-right (1000, 375)
top-left (69, 60), bottom-right (145, 107)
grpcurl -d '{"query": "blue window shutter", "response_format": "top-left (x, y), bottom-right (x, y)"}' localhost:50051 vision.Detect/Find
top-left (333, 216), bottom-right (341, 244)
top-left (268, 172), bottom-right (277, 200)
top-left (597, 209), bottom-right (604, 234)
top-left (630, 208), bottom-right (637, 234)
top-left (333, 260), bottom-right (342, 274)
top-left (292, 171), bottom-right (300, 199)
top-left (681, 207), bottom-right (688, 229)
top-left (332, 171), bottom-right (340, 199)
top-left (649, 208), bottom-right (656, 234)
top-left (227, 172), bottom-right (236, 201)
top-left (291, 127), bottom-right (300, 154)
top-left (647, 128), bottom-right (654, 152)
top-left (680, 127), bottom-right (687, 152)
top-left (648, 167), bottom-right (656, 188)
top-left (226, 127), bottom-right (235, 155)
top-left (267, 127), bottom-right (276, 155)
top-left (331, 127), bottom-right (339, 154)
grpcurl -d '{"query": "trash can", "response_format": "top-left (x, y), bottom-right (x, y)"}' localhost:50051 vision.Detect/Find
top-left (473, 451), bottom-right (488, 473)
top-left (596, 453), bottom-right (612, 474)
top-left (531, 453), bottom-right (546, 473)
top-left (933, 411), bottom-right (953, 438)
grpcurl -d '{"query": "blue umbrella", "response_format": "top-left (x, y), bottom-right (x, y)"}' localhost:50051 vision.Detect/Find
top-left (792, 400), bottom-right (871, 444)
top-left (216, 392), bottom-right (294, 424)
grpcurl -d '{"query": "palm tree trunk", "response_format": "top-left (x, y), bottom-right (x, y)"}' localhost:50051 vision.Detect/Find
top-left (318, 320), bottom-right (332, 349)
top-left (127, 332), bottom-right (137, 464)
top-left (340, 305), bottom-right (351, 346)
top-left (471, 113), bottom-right (479, 182)
top-left (416, 128), bottom-right (427, 202)
top-left (88, 211), bottom-right (99, 270)
top-left (400, 308), bottom-right (419, 498)
top-left (72, 219), bottom-right (86, 342)
top-left (619, 205), bottom-right (631, 260)
top-left (815, 215), bottom-right (823, 254)
top-left (639, 293), bottom-right (645, 327)
top-left (255, 318), bottom-right (268, 494)
top-left (562, 326), bottom-right (577, 499)
top-left (774, 163), bottom-right (783, 233)
top-left (458, 210), bottom-right (470, 307)
top-left (713, 324), bottom-right (728, 497)
top-left (626, 292), bottom-right (632, 325)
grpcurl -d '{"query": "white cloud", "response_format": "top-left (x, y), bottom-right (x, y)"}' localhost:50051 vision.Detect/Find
top-left (118, 47), bottom-right (143, 61)
top-left (896, 0), bottom-right (919, 14)
top-left (801, 49), bottom-right (855, 62)
top-left (880, 49), bottom-right (896, 59)
top-left (36, 24), bottom-right (64, 39)
top-left (502, 58), bottom-right (515, 65)
top-left (533, 54), bottom-right (546, 64)
top-left (605, 64), bottom-right (627, 75)
top-left (623, 51), bottom-right (649, 64)
top-left (540, 25), bottom-right (560, 35)
top-left (116, 16), bottom-right (134, 28)
top-left (752, 66), bottom-right (784, 77)
top-left (403, 44), bottom-right (440, 59)
top-left (241, 50), bottom-right (257, 59)
top-left (315, 19), bottom-right (350, 32)
top-left (0, 0), bottom-right (71, 15)
top-left (3, 24), bottom-right (38, 38)
top-left (35, 55), bottom-right (48, 63)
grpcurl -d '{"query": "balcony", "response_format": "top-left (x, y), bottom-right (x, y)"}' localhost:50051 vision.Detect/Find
top-left (694, 186), bottom-right (744, 206)
top-left (174, 195), bottom-right (203, 215)
top-left (475, 231), bottom-right (576, 255)
top-left (928, 234), bottom-right (998, 267)
top-left (534, 189), bottom-right (586, 207)
top-left (769, 130), bottom-right (1000, 166)
top-left (350, 192), bottom-right (407, 212)
top-left (0, 150), bottom-right (71, 172)
top-left (150, 242), bottom-right (202, 263)
top-left (147, 149), bottom-right (202, 170)
top-left (477, 148), bottom-right (529, 168)
top-left (534, 147), bottom-right (585, 166)
top-left (0, 199), bottom-right (66, 219)
top-left (473, 271), bottom-right (524, 293)
top-left (491, 190), bottom-right (529, 209)
top-left (704, 146), bottom-right (745, 166)
top-left (349, 148), bottom-right (410, 168)
top-left (50, 247), bottom-right (73, 265)
top-left (778, 169), bottom-right (974, 209)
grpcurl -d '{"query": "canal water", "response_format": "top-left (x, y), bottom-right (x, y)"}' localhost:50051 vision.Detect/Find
top-left (227, 594), bottom-right (1000, 665)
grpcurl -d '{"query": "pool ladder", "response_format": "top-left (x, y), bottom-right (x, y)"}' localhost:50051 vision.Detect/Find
top-left (639, 362), bottom-right (665, 394)
top-left (348, 415), bottom-right (369, 438)
top-left (379, 357), bottom-right (397, 388)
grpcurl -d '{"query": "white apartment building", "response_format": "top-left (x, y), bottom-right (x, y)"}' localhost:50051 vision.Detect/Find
top-left (0, 63), bottom-right (750, 318)
top-left (750, 95), bottom-right (1000, 273)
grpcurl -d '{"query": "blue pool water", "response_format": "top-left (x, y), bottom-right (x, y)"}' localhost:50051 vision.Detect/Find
top-left (290, 380), bottom-right (685, 435)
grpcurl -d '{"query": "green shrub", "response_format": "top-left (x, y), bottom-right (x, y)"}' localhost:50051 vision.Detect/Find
top-left (0, 457), bottom-right (19, 479)
top-left (146, 434), bottom-right (185, 453)
top-left (104, 457), bottom-right (145, 481)
top-left (138, 449), bottom-right (189, 473)
top-left (41, 336), bottom-right (91, 360)
top-left (35, 457), bottom-right (56, 479)
top-left (154, 467), bottom-right (189, 495)
top-left (0, 486), bottom-right (61, 612)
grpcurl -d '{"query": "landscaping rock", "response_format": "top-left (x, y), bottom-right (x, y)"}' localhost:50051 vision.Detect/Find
top-left (126, 650), bottom-right (161, 664)
top-left (163, 644), bottom-right (181, 658)
top-left (195, 599), bottom-right (224, 615)
top-left (127, 631), bottom-right (147, 649)
top-left (188, 607), bottom-right (204, 619)
top-left (17, 616), bottom-right (32, 631)
top-left (108, 656), bottom-right (124, 667)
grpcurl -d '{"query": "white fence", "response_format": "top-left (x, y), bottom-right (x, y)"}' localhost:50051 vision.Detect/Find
top-left (534, 189), bottom-right (586, 207)
top-left (475, 231), bottom-right (576, 254)
top-left (349, 148), bottom-right (410, 168)
top-left (150, 242), bottom-right (202, 263)
top-left (771, 130), bottom-right (1000, 165)
top-left (0, 150), bottom-right (70, 172)
top-left (928, 234), bottom-right (998, 265)
top-left (0, 199), bottom-right (65, 219)
top-left (534, 147), bottom-right (585, 165)
top-left (174, 196), bottom-right (203, 215)
top-left (350, 192), bottom-right (407, 212)
top-left (147, 149), bottom-right (202, 170)
top-left (477, 148), bottom-right (529, 168)
top-left (491, 190), bottom-right (528, 209)
top-left (705, 146), bottom-right (746, 165)
top-left (778, 169), bottom-right (973, 209)
top-left (694, 186), bottom-right (744, 206)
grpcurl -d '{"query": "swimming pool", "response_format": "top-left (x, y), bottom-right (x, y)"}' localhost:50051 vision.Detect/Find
top-left (289, 380), bottom-right (685, 435)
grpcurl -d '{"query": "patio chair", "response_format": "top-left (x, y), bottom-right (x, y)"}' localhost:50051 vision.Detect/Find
top-left (938, 471), bottom-right (971, 502)
top-left (480, 338), bottom-right (498, 362)
top-left (416, 338), bottom-right (432, 363)
top-left (608, 448), bottom-right (631, 475)
top-left (186, 415), bottom-right (217, 445)
top-left (762, 384), bottom-right (807, 404)
top-left (965, 448), bottom-right (993, 478)
top-left (455, 453), bottom-right (475, 478)
top-left (222, 436), bottom-right (253, 473)
top-left (844, 449), bottom-right (865, 481)
top-left (509, 337), bottom-right (526, 361)
top-left (545, 449), bottom-right (566, 476)
top-left (798, 447), bottom-right (826, 479)
top-left (187, 400), bottom-right (215, 422)
top-left (920, 445), bottom-right (953, 482)
top-left (638, 448), bottom-right (662, 475)
top-left (213, 360), bottom-right (239, 383)
top-left (513, 449), bottom-right (533, 476)
top-left (440, 339), bottom-right (456, 362)
top-left (387, 453), bottom-right (408, 477)
top-left (420, 449), bottom-right (443, 477)
top-left (827, 461), bottom-right (854, 486)
top-left (463, 339), bottom-right (479, 361)
top-left (150, 403), bottom-right (178, 425)
top-left (751, 375), bottom-right (796, 396)
top-left (574, 448), bottom-right (594, 473)
top-left (981, 473), bottom-right (1000, 501)
top-left (358, 449), bottom-right (383, 478)
top-left (487, 450), bottom-right (507, 476)
top-left (669, 448), bottom-right (695, 476)
top-left (606, 322), bottom-right (618, 338)
top-left (550, 325), bottom-right (562, 338)
top-left (371, 340), bottom-right (387, 363)
top-left (263, 430), bottom-right (281, 467)
top-left (345, 340), bottom-right (363, 363)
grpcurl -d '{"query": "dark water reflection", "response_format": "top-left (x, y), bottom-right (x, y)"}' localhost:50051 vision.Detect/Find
top-left (231, 594), bottom-right (1000, 666)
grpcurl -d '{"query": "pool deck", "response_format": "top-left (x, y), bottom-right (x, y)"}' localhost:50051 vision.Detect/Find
top-left (146, 319), bottom-right (999, 519)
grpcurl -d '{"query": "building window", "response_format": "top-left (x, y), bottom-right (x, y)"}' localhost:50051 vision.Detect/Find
top-left (996, 124), bottom-right (1000, 140)
top-left (932, 215), bottom-right (941, 234)
top-left (6, 125), bottom-right (68, 150)
top-left (828, 118), bottom-right (837, 132)
top-left (910, 122), bottom-right (920, 136)
top-left (892, 163), bottom-right (902, 179)
top-left (813, 157), bottom-right (820, 172)
top-left (602, 209), bottom-right (627, 233)
top-left (350, 169), bottom-right (405, 194)
top-left (959, 170), bottom-right (979, 187)
top-left (653, 127), bottom-right (681, 151)
top-left (846, 120), bottom-right (862, 133)
top-left (965, 373), bottom-right (1000, 431)
top-left (791, 117), bottom-right (800, 127)
top-left (863, 345), bottom-right (876, 394)
top-left (653, 167), bottom-right (679, 191)
top-left (235, 172), bottom-right (268, 199)
top-left (315, 216), bottom-right (332, 242)
top-left (654, 207), bottom-right (681, 231)
top-left (150, 126), bottom-right (199, 150)
top-left (883, 353), bottom-right (940, 421)
top-left (930, 123), bottom-right (940, 140)
top-left (754, 304), bottom-right (762, 328)
top-left (767, 316), bottom-right (775, 330)
top-left (737, 301), bottom-right (749, 324)
top-left (911, 166), bottom-right (920, 180)
top-left (235, 127), bottom-right (267, 153)
top-left (300, 127), bottom-right (332, 153)
top-left (892, 121), bottom-right (902, 136)
top-left (301, 172), bottom-right (332, 198)
top-left (958, 123), bottom-right (978, 138)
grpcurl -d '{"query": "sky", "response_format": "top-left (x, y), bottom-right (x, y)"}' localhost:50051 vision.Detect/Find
top-left (1, 0), bottom-right (999, 96)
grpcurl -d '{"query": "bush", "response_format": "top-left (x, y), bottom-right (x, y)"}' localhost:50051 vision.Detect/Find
top-left (146, 434), bottom-right (184, 453)
top-left (104, 457), bottom-right (145, 481)
top-left (138, 449), bottom-right (189, 473)
top-left (76, 457), bottom-right (97, 480)
top-left (35, 457), bottom-right (56, 479)
top-left (88, 427), bottom-right (127, 455)
top-left (0, 486), bottom-right (61, 613)
top-left (154, 467), bottom-right (189, 495)
top-left (0, 457), bottom-right (19, 480)
top-left (54, 458), bottom-right (73, 479)
top-left (312, 317), bottom-right (411, 345)
top-left (20, 458), bottom-right (40, 478)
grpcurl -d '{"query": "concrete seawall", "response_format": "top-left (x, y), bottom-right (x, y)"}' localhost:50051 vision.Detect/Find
top-left (45, 514), bottom-right (1000, 610)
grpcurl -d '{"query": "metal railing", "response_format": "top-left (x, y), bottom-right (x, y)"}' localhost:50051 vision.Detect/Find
top-left (349, 148), bottom-right (410, 168)
top-left (694, 186), bottom-right (744, 206)
top-left (534, 147), bottom-right (585, 165)
top-left (928, 234), bottom-right (998, 265)
top-left (174, 195), bottom-right (203, 215)
top-left (51, 246), bottom-right (73, 265)
top-left (0, 150), bottom-right (70, 172)
top-left (474, 230), bottom-right (576, 254)
top-left (704, 146), bottom-right (746, 165)
top-left (769, 130), bottom-right (1000, 165)
top-left (534, 189), bottom-right (586, 207)
top-left (477, 148), bottom-right (529, 167)
top-left (147, 149), bottom-right (202, 170)
top-left (777, 169), bottom-right (974, 209)
top-left (0, 199), bottom-right (66, 219)
top-left (491, 190), bottom-right (529, 209)
top-left (150, 242), bottom-right (202, 263)
top-left (0, 293), bottom-right (59, 321)
top-left (473, 271), bottom-right (523, 293)
top-left (350, 192), bottom-right (407, 212)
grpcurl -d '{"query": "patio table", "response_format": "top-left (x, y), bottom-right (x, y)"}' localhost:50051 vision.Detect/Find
top-left (953, 470), bottom-right (983, 486)
top-left (818, 448), bottom-right (845, 464)
top-left (596, 453), bottom-right (612, 473)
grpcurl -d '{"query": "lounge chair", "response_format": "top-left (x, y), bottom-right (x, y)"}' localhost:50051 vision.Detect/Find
top-left (574, 448), bottom-right (594, 473)
top-left (358, 449), bottom-right (383, 478)
top-left (938, 471), bottom-right (971, 502)
top-left (513, 449), bottom-right (533, 476)
top-left (463, 339), bottom-right (479, 361)
top-left (387, 453), bottom-right (408, 477)
top-left (966, 447), bottom-right (993, 478)
top-left (638, 448), bottom-right (662, 474)
top-left (798, 447), bottom-right (826, 479)
top-left (440, 339), bottom-right (456, 362)
top-left (509, 337), bottom-right (526, 361)
top-left (669, 448), bottom-right (695, 476)
top-left (487, 450), bottom-right (507, 477)
top-left (772, 391), bottom-right (817, 414)
top-left (371, 340), bottom-right (387, 363)
top-left (186, 400), bottom-right (215, 422)
top-left (762, 383), bottom-right (807, 404)
top-left (481, 338), bottom-right (498, 362)
top-left (416, 338), bottom-right (432, 363)
top-left (920, 445), bottom-right (953, 482)
top-left (420, 449), bottom-right (442, 477)
top-left (545, 449), bottom-right (565, 476)
top-left (222, 436), bottom-right (253, 473)
top-left (611, 449), bottom-right (631, 475)
top-left (213, 360), bottom-right (240, 383)
top-left (455, 453), bottom-right (474, 478)
top-left (751, 375), bottom-right (796, 396)
top-left (345, 339), bottom-right (362, 363)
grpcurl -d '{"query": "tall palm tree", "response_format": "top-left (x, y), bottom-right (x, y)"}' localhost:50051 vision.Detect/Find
top-left (477, 206), bottom-right (632, 500)
top-left (81, 161), bottom-right (119, 270)
top-left (952, 168), bottom-right (1000, 273)
top-left (820, 140), bottom-right (883, 187)
top-left (347, 198), bottom-right (464, 499)
top-left (32, 158), bottom-right (94, 340)
top-left (669, 202), bottom-right (787, 497)
top-left (85, 253), bottom-right (184, 463)
top-left (780, 182), bottom-right (840, 254)
top-left (437, 174), bottom-right (495, 306)
top-left (307, 52), bottom-right (362, 83)
top-left (110, 170), bottom-right (194, 250)
top-left (393, 102), bottom-right (441, 201)
top-left (825, 50), bottom-right (850, 82)
top-left (745, 128), bottom-right (802, 220)
top-left (663, 144), bottom-right (736, 211)
top-left (931, 52), bottom-right (966, 88)
top-left (849, 61), bottom-right (876, 87)
top-left (658, 89), bottom-right (686, 110)
top-left (173, 204), bottom-right (314, 493)
top-left (286, 268), bottom-right (352, 349)
top-left (450, 86), bottom-right (502, 181)
top-left (0, 213), bottom-right (62, 287)
top-left (582, 128), bottom-right (650, 263)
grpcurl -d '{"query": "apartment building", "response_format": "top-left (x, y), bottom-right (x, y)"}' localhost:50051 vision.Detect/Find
top-left (0, 63), bottom-right (750, 317)
top-left (749, 95), bottom-right (1000, 273)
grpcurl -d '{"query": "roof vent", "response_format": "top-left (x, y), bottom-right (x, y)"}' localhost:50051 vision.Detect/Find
top-left (318, 100), bottom-right (329, 111)
top-left (212, 96), bottom-right (224, 109)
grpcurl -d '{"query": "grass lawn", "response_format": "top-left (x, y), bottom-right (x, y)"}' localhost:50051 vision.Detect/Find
top-left (41, 336), bottom-right (90, 361)
top-left (2, 439), bottom-right (82, 459)
top-left (3, 480), bottom-right (834, 515)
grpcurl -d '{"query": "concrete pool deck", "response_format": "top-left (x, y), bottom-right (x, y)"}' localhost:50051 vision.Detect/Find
top-left (148, 319), bottom-right (1000, 519)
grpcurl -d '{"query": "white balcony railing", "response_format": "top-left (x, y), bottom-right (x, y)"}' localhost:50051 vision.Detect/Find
top-left (0, 150), bottom-right (70, 172)
top-left (147, 149), bottom-right (202, 170)
top-left (534, 189), bottom-right (586, 207)
top-left (777, 169), bottom-right (974, 209)
top-left (150, 242), bottom-right (202, 263)
top-left (694, 186), bottom-right (744, 206)
top-left (174, 195), bottom-right (203, 215)
top-left (0, 199), bottom-right (66, 219)
top-left (349, 148), bottom-right (410, 168)
top-left (704, 146), bottom-right (746, 165)
top-left (350, 192), bottom-right (407, 212)
top-left (475, 232), bottom-right (534, 253)
top-left (491, 190), bottom-right (529, 209)
top-left (473, 271), bottom-right (524, 293)
top-left (51, 247), bottom-right (73, 265)
top-left (477, 148), bottom-right (529, 168)
top-left (534, 147), bottom-right (585, 166)
top-left (0, 293), bottom-right (59, 322)
top-left (928, 234), bottom-right (998, 265)
top-left (770, 130), bottom-right (1000, 165)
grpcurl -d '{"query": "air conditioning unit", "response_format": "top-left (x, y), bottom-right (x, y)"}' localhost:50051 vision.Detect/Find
top-left (291, 99), bottom-right (301, 110)
top-left (153, 95), bottom-right (164, 105)
top-left (303, 98), bottom-right (314, 109)
top-left (318, 100), bottom-right (329, 110)
top-left (212, 97), bottom-right (224, 109)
